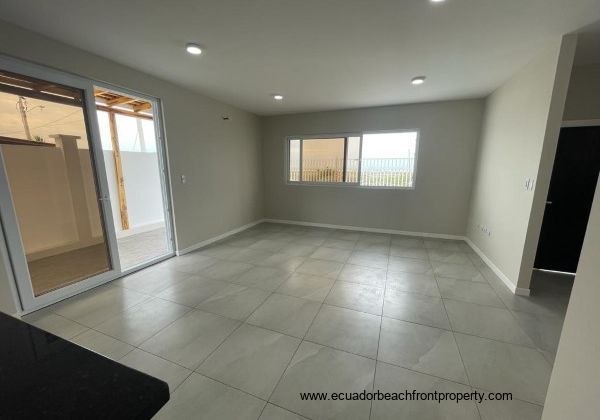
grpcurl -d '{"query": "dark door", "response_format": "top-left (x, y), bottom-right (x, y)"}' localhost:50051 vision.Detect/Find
top-left (534, 126), bottom-right (600, 273)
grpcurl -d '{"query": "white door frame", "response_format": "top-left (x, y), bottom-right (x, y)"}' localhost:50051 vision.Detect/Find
top-left (92, 80), bottom-right (177, 275)
top-left (0, 55), bottom-right (175, 313)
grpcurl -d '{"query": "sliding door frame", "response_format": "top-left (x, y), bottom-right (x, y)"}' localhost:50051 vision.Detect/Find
top-left (0, 55), bottom-right (176, 313)
top-left (0, 54), bottom-right (121, 312)
top-left (93, 80), bottom-right (177, 276)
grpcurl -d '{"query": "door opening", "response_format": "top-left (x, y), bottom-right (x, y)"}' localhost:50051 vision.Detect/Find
top-left (534, 126), bottom-right (600, 274)
top-left (93, 86), bottom-right (174, 270)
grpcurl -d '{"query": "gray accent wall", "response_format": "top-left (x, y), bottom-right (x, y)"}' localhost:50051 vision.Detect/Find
top-left (261, 100), bottom-right (484, 235)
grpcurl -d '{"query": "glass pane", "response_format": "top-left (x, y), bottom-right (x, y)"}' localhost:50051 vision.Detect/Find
top-left (346, 136), bottom-right (360, 183)
top-left (94, 87), bottom-right (170, 269)
top-left (289, 139), bottom-right (300, 181)
top-left (360, 132), bottom-right (417, 187)
top-left (0, 71), bottom-right (111, 296)
top-left (302, 137), bottom-right (345, 183)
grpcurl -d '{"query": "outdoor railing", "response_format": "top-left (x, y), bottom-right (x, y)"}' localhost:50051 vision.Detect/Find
top-left (290, 158), bottom-right (414, 187)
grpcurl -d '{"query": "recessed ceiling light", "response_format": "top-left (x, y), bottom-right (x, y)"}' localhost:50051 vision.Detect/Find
top-left (273, 94), bottom-right (284, 101)
top-left (185, 43), bottom-right (202, 55)
top-left (411, 76), bottom-right (426, 85)
top-left (430, 0), bottom-right (446, 3)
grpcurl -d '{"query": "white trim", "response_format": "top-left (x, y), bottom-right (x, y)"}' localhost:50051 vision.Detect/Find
top-left (464, 237), bottom-right (530, 296)
top-left (263, 218), bottom-right (464, 240)
top-left (176, 219), bottom-right (266, 255)
top-left (562, 119), bottom-right (600, 127)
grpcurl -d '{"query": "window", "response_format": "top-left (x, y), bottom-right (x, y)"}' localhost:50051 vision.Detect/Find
top-left (287, 131), bottom-right (418, 188)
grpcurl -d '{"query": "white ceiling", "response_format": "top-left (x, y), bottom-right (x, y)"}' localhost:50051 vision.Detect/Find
top-left (1, 0), bottom-right (599, 115)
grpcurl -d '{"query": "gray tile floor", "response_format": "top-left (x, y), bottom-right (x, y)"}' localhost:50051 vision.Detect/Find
top-left (23, 222), bottom-right (572, 420)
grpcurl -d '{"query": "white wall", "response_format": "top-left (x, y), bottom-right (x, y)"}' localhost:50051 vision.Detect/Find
top-left (563, 63), bottom-right (600, 121)
top-left (0, 21), bottom-right (263, 314)
top-left (262, 99), bottom-right (484, 235)
top-left (541, 181), bottom-right (600, 420)
top-left (466, 36), bottom-right (576, 293)
top-left (103, 150), bottom-right (166, 237)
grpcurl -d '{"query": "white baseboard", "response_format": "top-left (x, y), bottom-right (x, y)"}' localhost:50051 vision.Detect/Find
top-left (263, 218), bottom-right (465, 240)
top-left (176, 219), bottom-right (265, 256)
top-left (464, 237), bottom-right (530, 296)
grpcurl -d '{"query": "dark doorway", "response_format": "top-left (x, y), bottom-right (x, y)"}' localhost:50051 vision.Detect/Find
top-left (535, 126), bottom-right (600, 273)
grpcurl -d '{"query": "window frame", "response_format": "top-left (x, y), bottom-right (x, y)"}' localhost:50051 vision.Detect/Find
top-left (284, 129), bottom-right (420, 190)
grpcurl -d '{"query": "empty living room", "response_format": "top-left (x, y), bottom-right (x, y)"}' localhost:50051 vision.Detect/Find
top-left (1, 1), bottom-right (600, 419)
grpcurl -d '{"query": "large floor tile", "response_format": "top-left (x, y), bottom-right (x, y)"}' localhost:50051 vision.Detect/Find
top-left (386, 272), bottom-right (440, 297)
top-left (455, 333), bottom-right (552, 405)
top-left (310, 246), bottom-right (352, 263)
top-left (322, 238), bottom-right (357, 250)
top-left (270, 341), bottom-right (375, 420)
top-left (296, 258), bottom-right (344, 279)
top-left (197, 284), bottom-right (270, 320)
top-left (259, 404), bottom-right (306, 420)
top-left (432, 263), bottom-right (485, 282)
top-left (154, 373), bottom-right (265, 419)
top-left (477, 392), bottom-right (543, 420)
top-left (115, 267), bottom-right (191, 295)
top-left (390, 236), bottom-right (425, 248)
top-left (294, 236), bottom-right (327, 246)
top-left (436, 276), bottom-right (504, 308)
top-left (383, 289), bottom-right (450, 330)
top-left (511, 310), bottom-right (564, 353)
top-left (279, 243), bottom-right (318, 257)
top-left (158, 253), bottom-right (219, 274)
top-left (200, 260), bottom-right (254, 281)
top-left (119, 349), bottom-right (191, 392)
top-left (306, 305), bottom-right (381, 358)
top-left (325, 281), bottom-right (384, 315)
top-left (378, 317), bottom-right (467, 383)
top-left (139, 310), bottom-right (239, 369)
top-left (250, 239), bottom-right (288, 252)
top-left (232, 266), bottom-right (291, 291)
top-left (71, 329), bottom-right (134, 360)
top-left (247, 293), bottom-right (321, 338)
top-left (276, 273), bottom-right (335, 302)
top-left (257, 253), bottom-right (306, 271)
top-left (388, 256), bottom-right (433, 274)
top-left (427, 249), bottom-right (473, 265)
top-left (198, 244), bottom-right (244, 259)
top-left (51, 285), bottom-right (150, 327)
top-left (156, 276), bottom-right (230, 307)
top-left (444, 300), bottom-right (534, 346)
top-left (23, 312), bottom-right (88, 340)
top-left (197, 324), bottom-right (300, 399)
top-left (390, 245), bottom-right (429, 260)
top-left (338, 264), bottom-right (386, 288)
top-left (347, 251), bottom-right (389, 269)
top-left (331, 230), bottom-right (361, 241)
top-left (371, 362), bottom-right (480, 420)
top-left (227, 248), bottom-right (274, 264)
top-left (353, 242), bottom-right (390, 255)
top-left (95, 298), bottom-right (190, 345)
top-left (423, 239), bottom-right (463, 251)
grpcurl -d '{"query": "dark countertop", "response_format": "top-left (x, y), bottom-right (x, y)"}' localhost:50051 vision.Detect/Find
top-left (0, 312), bottom-right (169, 419)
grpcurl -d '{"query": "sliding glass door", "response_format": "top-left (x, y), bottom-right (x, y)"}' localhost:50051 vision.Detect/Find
top-left (0, 56), bottom-right (174, 312)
